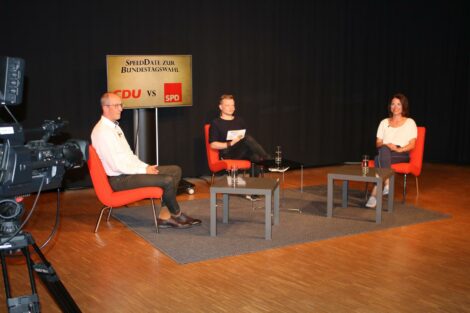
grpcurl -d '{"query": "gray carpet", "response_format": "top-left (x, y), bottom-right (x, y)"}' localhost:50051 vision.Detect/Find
top-left (112, 185), bottom-right (449, 264)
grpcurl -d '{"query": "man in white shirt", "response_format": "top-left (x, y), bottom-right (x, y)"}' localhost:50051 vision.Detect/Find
top-left (91, 92), bottom-right (201, 228)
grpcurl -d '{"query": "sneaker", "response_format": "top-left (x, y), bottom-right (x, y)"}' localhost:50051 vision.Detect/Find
top-left (245, 195), bottom-right (261, 201)
top-left (383, 185), bottom-right (389, 196)
top-left (366, 196), bottom-right (377, 208)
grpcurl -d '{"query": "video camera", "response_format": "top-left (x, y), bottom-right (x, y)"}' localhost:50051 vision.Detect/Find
top-left (0, 56), bottom-right (84, 312)
top-left (0, 118), bottom-right (88, 235)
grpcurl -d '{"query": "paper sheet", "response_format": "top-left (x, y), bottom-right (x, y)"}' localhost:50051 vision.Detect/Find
top-left (226, 129), bottom-right (246, 140)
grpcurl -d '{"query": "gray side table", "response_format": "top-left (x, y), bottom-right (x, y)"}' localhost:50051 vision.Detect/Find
top-left (327, 167), bottom-right (395, 224)
top-left (210, 177), bottom-right (280, 240)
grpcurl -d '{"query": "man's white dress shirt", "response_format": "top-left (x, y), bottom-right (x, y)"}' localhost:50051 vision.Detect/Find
top-left (91, 116), bottom-right (148, 176)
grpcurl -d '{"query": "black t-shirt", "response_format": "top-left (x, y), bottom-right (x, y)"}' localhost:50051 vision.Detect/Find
top-left (209, 116), bottom-right (247, 143)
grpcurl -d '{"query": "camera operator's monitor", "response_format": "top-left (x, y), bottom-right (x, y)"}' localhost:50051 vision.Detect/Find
top-left (106, 55), bottom-right (193, 109)
top-left (0, 56), bottom-right (25, 105)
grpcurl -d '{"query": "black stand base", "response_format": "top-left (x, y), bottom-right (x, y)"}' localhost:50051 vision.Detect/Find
top-left (0, 232), bottom-right (81, 313)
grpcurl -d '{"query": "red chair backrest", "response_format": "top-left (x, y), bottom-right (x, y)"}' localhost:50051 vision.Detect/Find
top-left (408, 126), bottom-right (426, 176)
top-left (87, 145), bottom-right (116, 205)
top-left (204, 124), bottom-right (222, 173)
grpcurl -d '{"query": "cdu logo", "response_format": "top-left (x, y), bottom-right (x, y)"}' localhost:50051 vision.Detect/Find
top-left (164, 83), bottom-right (182, 103)
top-left (113, 89), bottom-right (142, 99)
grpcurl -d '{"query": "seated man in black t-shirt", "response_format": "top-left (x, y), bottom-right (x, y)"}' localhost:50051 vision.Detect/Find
top-left (209, 94), bottom-right (271, 164)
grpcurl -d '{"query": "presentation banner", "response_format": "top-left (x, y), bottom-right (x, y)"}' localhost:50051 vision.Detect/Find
top-left (106, 55), bottom-right (192, 108)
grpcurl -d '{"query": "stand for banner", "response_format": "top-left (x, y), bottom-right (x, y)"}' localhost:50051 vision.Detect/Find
top-left (133, 108), bottom-right (194, 195)
top-left (155, 108), bottom-right (159, 165)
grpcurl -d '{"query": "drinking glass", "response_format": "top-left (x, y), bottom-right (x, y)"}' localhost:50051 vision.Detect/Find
top-left (275, 146), bottom-right (282, 168)
top-left (361, 155), bottom-right (369, 175)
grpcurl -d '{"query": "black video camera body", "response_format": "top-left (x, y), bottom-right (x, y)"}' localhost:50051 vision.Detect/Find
top-left (0, 118), bottom-right (88, 233)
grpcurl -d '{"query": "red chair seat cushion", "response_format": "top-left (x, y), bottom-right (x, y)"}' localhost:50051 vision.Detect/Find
top-left (368, 160), bottom-right (413, 175)
top-left (210, 159), bottom-right (251, 173)
top-left (104, 187), bottom-right (163, 208)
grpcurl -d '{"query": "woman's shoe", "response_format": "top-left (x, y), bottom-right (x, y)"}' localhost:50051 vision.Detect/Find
top-left (366, 196), bottom-right (377, 208)
top-left (383, 185), bottom-right (389, 195)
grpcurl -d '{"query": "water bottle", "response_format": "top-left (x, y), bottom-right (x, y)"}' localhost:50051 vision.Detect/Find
top-left (275, 146), bottom-right (282, 168)
top-left (361, 155), bottom-right (369, 175)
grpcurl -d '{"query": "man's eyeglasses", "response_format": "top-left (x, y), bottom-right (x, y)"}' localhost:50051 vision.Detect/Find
top-left (104, 103), bottom-right (123, 108)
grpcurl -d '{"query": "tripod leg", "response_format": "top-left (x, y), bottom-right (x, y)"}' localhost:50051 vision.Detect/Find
top-left (30, 241), bottom-right (82, 313)
top-left (0, 251), bottom-right (13, 300)
top-left (20, 247), bottom-right (41, 312)
top-left (1, 247), bottom-right (40, 313)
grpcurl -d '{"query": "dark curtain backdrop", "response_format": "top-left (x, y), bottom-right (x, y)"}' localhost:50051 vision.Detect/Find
top-left (1, 0), bottom-right (469, 181)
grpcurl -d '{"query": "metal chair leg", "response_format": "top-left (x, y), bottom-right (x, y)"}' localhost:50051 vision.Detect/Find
top-left (106, 207), bottom-right (113, 221)
top-left (94, 206), bottom-right (111, 233)
top-left (402, 174), bottom-right (407, 203)
top-left (150, 199), bottom-right (159, 234)
top-left (211, 173), bottom-right (215, 185)
top-left (415, 176), bottom-right (419, 196)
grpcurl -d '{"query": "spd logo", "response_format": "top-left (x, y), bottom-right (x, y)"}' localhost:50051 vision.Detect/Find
top-left (164, 83), bottom-right (182, 103)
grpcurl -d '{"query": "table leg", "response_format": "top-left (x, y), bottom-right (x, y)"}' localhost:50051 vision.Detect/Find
top-left (376, 179), bottom-right (383, 224)
top-left (274, 185), bottom-right (280, 225)
top-left (342, 180), bottom-right (349, 208)
top-left (388, 174), bottom-right (395, 212)
top-left (327, 175), bottom-right (333, 217)
top-left (210, 191), bottom-right (217, 236)
top-left (265, 192), bottom-right (272, 240)
top-left (223, 193), bottom-right (229, 224)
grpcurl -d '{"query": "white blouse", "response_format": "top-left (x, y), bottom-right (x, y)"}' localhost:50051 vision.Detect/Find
top-left (376, 118), bottom-right (418, 147)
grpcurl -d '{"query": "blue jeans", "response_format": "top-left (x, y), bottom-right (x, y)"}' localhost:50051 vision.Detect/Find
top-left (374, 146), bottom-right (409, 168)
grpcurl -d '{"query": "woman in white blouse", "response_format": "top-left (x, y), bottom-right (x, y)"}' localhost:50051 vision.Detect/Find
top-left (366, 93), bottom-right (418, 208)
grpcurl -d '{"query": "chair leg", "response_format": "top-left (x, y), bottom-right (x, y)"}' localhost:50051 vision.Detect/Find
top-left (106, 207), bottom-right (113, 222)
top-left (402, 174), bottom-right (407, 203)
top-left (150, 199), bottom-right (159, 234)
top-left (415, 176), bottom-right (419, 196)
top-left (94, 206), bottom-right (111, 233)
top-left (211, 173), bottom-right (215, 185)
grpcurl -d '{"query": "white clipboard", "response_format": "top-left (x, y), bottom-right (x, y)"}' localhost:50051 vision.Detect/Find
top-left (226, 129), bottom-right (246, 140)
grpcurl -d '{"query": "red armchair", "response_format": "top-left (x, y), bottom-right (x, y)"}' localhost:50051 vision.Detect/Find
top-left (369, 126), bottom-right (426, 202)
top-left (88, 145), bottom-right (163, 233)
top-left (204, 124), bottom-right (251, 184)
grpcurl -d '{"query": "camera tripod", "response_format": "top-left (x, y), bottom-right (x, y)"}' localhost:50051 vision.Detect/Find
top-left (0, 232), bottom-right (81, 313)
